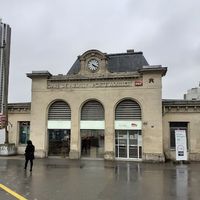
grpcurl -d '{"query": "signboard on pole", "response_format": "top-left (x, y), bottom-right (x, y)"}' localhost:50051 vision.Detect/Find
top-left (0, 128), bottom-right (5, 144)
top-left (175, 130), bottom-right (187, 161)
top-left (0, 114), bottom-right (6, 128)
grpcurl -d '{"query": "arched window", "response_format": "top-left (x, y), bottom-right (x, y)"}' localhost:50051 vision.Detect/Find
top-left (81, 100), bottom-right (104, 120)
top-left (115, 99), bottom-right (141, 120)
top-left (48, 101), bottom-right (71, 120)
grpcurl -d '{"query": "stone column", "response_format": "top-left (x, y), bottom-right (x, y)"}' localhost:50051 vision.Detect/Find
top-left (104, 104), bottom-right (115, 160)
top-left (69, 104), bottom-right (80, 159)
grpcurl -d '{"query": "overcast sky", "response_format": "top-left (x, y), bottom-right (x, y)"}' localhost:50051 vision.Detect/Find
top-left (1, 0), bottom-right (200, 103)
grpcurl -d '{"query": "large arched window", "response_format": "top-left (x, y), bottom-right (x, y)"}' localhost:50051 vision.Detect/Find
top-left (115, 99), bottom-right (141, 120)
top-left (48, 100), bottom-right (71, 156)
top-left (81, 100), bottom-right (104, 120)
top-left (80, 100), bottom-right (105, 158)
top-left (115, 99), bottom-right (142, 159)
top-left (48, 101), bottom-right (71, 120)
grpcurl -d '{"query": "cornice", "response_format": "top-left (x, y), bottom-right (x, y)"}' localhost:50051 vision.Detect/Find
top-left (139, 65), bottom-right (167, 76)
top-left (49, 72), bottom-right (141, 81)
top-left (162, 99), bottom-right (200, 114)
top-left (27, 71), bottom-right (52, 79)
top-left (8, 103), bottom-right (31, 114)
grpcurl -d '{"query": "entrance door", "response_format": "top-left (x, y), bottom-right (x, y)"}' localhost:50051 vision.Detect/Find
top-left (115, 130), bottom-right (142, 159)
top-left (129, 130), bottom-right (142, 158)
top-left (48, 129), bottom-right (70, 156)
top-left (81, 130), bottom-right (104, 158)
top-left (115, 130), bottom-right (127, 158)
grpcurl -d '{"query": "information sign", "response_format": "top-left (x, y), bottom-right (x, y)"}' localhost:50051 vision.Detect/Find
top-left (175, 130), bottom-right (187, 161)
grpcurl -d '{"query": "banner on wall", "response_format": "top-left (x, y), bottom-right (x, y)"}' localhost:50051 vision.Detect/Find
top-left (115, 121), bottom-right (142, 130)
top-left (175, 130), bottom-right (188, 161)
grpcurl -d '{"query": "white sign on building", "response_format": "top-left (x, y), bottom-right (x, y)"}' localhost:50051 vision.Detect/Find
top-left (175, 130), bottom-right (188, 161)
top-left (115, 121), bottom-right (142, 130)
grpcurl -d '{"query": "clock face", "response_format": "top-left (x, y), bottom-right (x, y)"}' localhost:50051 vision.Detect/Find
top-left (87, 59), bottom-right (99, 71)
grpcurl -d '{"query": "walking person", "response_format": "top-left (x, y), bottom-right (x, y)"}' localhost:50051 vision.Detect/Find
top-left (24, 140), bottom-right (35, 172)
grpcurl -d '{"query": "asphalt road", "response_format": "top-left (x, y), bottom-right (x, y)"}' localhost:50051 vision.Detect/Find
top-left (0, 157), bottom-right (200, 200)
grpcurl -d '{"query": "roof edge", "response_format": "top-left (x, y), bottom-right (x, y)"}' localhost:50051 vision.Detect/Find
top-left (27, 71), bottom-right (52, 79)
top-left (139, 66), bottom-right (167, 76)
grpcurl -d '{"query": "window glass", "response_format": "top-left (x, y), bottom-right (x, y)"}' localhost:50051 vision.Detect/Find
top-left (19, 121), bottom-right (30, 144)
top-left (170, 122), bottom-right (188, 149)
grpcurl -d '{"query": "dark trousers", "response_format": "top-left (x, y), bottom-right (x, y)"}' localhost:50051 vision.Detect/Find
top-left (24, 159), bottom-right (33, 171)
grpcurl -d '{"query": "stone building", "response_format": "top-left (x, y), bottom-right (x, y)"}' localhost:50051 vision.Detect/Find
top-left (7, 49), bottom-right (200, 161)
top-left (162, 100), bottom-right (200, 161)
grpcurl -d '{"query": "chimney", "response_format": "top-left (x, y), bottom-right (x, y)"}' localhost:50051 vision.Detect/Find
top-left (127, 49), bottom-right (134, 53)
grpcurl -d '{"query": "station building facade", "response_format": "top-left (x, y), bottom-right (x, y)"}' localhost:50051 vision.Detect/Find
top-left (7, 49), bottom-right (200, 162)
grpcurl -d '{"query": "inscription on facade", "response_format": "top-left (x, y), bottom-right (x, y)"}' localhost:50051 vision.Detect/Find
top-left (47, 80), bottom-right (135, 89)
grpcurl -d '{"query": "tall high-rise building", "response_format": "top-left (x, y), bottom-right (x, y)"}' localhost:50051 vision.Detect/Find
top-left (0, 20), bottom-right (11, 120)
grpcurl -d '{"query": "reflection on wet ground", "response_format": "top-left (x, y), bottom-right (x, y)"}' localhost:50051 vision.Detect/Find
top-left (0, 157), bottom-right (200, 200)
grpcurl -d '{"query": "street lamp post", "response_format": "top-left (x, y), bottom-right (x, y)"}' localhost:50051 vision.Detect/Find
top-left (0, 43), bottom-right (8, 144)
top-left (1, 41), bottom-right (7, 142)
top-left (0, 20), bottom-right (16, 155)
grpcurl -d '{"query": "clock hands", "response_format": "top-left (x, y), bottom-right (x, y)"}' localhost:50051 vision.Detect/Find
top-left (92, 64), bottom-right (98, 68)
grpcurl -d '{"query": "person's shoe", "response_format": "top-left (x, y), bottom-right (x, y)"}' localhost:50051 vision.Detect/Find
top-left (30, 169), bottom-right (32, 172)
top-left (24, 168), bottom-right (26, 170)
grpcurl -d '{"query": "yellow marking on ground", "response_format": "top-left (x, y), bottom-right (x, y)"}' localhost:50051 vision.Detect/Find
top-left (0, 183), bottom-right (27, 200)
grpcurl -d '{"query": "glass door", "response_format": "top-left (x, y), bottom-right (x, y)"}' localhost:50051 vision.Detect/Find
top-left (48, 129), bottom-right (70, 156)
top-left (115, 130), bottom-right (127, 158)
top-left (129, 130), bottom-right (142, 159)
top-left (81, 130), bottom-right (104, 158)
top-left (129, 130), bottom-right (138, 158)
top-left (115, 130), bottom-right (142, 159)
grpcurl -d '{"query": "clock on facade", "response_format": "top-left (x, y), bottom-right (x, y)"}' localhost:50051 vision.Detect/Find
top-left (87, 59), bottom-right (99, 71)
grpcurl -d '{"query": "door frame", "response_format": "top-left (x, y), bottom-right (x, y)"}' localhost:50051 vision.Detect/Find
top-left (115, 130), bottom-right (142, 160)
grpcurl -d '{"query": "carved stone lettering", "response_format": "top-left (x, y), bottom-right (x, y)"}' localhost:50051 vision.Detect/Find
top-left (47, 80), bottom-right (134, 89)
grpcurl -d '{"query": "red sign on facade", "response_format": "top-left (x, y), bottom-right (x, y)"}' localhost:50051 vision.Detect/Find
top-left (131, 123), bottom-right (137, 127)
top-left (0, 115), bottom-right (6, 127)
top-left (135, 80), bottom-right (143, 86)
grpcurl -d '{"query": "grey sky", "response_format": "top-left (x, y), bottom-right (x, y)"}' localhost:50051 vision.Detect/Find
top-left (0, 0), bottom-right (200, 103)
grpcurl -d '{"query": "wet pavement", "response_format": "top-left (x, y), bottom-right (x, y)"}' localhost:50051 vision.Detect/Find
top-left (0, 157), bottom-right (200, 200)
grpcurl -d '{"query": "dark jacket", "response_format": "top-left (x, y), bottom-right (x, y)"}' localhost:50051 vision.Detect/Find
top-left (25, 142), bottom-right (35, 160)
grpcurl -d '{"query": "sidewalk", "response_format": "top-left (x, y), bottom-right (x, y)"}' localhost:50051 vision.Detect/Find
top-left (0, 157), bottom-right (200, 200)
